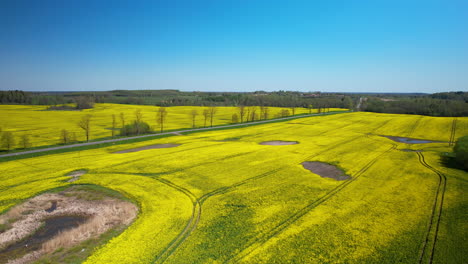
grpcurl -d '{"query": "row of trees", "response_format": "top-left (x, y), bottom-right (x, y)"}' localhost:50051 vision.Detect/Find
top-left (1, 105), bottom-right (327, 151)
top-left (0, 128), bottom-right (32, 151)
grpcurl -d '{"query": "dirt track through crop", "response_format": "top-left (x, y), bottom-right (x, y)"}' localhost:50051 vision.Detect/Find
top-left (226, 143), bottom-right (397, 263)
top-left (416, 152), bottom-right (447, 264)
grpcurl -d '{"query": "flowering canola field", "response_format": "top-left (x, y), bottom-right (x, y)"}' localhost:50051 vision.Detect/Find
top-left (0, 104), bottom-right (343, 149)
top-left (0, 112), bottom-right (466, 263)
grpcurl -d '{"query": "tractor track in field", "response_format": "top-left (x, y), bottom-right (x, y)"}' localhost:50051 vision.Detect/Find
top-left (416, 152), bottom-right (446, 264)
top-left (303, 117), bottom-right (394, 160)
top-left (99, 143), bottom-right (221, 170)
top-left (153, 178), bottom-right (201, 264)
top-left (153, 168), bottom-right (283, 263)
top-left (226, 144), bottom-right (397, 263)
top-left (408, 116), bottom-right (424, 137)
top-left (448, 118), bottom-right (457, 146)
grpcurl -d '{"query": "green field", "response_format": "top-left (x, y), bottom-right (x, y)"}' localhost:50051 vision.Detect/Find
top-left (0, 111), bottom-right (467, 263)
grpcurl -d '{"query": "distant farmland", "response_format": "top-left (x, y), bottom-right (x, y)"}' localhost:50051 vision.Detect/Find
top-left (0, 112), bottom-right (466, 263)
top-left (0, 104), bottom-right (345, 149)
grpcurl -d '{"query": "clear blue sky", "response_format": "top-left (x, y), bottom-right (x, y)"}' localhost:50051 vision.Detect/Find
top-left (0, 0), bottom-right (467, 93)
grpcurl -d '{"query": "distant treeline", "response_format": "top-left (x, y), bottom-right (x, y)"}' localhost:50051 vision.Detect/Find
top-left (1, 90), bottom-right (467, 116)
top-left (0, 90), bottom-right (353, 109)
top-left (361, 92), bottom-right (468, 117)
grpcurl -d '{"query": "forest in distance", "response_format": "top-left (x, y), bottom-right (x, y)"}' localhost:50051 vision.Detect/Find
top-left (1, 90), bottom-right (467, 117)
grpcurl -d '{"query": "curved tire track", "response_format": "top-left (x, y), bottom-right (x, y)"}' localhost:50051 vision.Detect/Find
top-left (416, 152), bottom-right (446, 264)
top-left (153, 168), bottom-right (283, 263)
top-left (152, 178), bottom-right (200, 264)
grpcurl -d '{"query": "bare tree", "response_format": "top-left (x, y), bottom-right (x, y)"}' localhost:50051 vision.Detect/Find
top-left (238, 106), bottom-right (246, 123)
top-left (135, 109), bottom-right (143, 135)
top-left (1, 131), bottom-right (15, 151)
top-left (78, 114), bottom-right (92, 142)
top-left (209, 106), bottom-right (217, 127)
top-left (202, 109), bottom-right (210, 127)
top-left (112, 114), bottom-right (117, 137)
top-left (260, 106), bottom-right (268, 120)
top-left (232, 113), bottom-right (239, 123)
top-left (308, 104), bottom-right (313, 114)
top-left (245, 107), bottom-right (251, 122)
top-left (20, 134), bottom-right (31, 149)
top-left (290, 107), bottom-right (296, 115)
top-left (120, 112), bottom-right (125, 127)
top-left (281, 109), bottom-right (290, 118)
top-left (61, 129), bottom-right (70, 144)
top-left (156, 107), bottom-right (167, 133)
top-left (250, 107), bottom-right (257, 122)
top-left (190, 109), bottom-right (198, 128)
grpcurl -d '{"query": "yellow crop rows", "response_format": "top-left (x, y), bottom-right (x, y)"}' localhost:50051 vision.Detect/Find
top-left (0, 111), bottom-right (466, 263)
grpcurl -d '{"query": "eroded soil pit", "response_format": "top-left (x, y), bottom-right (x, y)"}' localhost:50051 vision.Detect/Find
top-left (381, 135), bottom-right (443, 144)
top-left (0, 185), bottom-right (138, 264)
top-left (113, 143), bottom-right (181, 153)
top-left (301, 162), bottom-right (350, 181)
top-left (260, 141), bottom-right (298, 145)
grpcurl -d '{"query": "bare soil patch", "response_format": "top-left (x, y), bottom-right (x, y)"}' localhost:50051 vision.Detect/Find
top-left (0, 186), bottom-right (137, 264)
top-left (260, 141), bottom-right (298, 145)
top-left (113, 143), bottom-right (181, 153)
top-left (301, 162), bottom-right (350, 181)
top-left (380, 135), bottom-right (444, 144)
top-left (66, 170), bottom-right (86, 182)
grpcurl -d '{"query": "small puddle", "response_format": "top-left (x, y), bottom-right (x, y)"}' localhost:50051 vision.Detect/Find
top-left (302, 161), bottom-right (350, 181)
top-left (381, 136), bottom-right (443, 144)
top-left (260, 141), bottom-right (298, 145)
top-left (0, 215), bottom-right (88, 263)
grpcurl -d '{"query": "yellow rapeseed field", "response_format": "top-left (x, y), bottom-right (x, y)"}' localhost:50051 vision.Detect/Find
top-left (0, 111), bottom-right (466, 263)
top-left (0, 104), bottom-right (344, 149)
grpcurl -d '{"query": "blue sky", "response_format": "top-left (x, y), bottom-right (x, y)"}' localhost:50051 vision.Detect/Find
top-left (0, 0), bottom-right (467, 93)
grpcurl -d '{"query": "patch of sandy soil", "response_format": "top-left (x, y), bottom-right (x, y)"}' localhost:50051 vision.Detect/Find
top-left (0, 188), bottom-right (137, 264)
top-left (66, 170), bottom-right (86, 182)
top-left (301, 161), bottom-right (350, 181)
top-left (113, 143), bottom-right (181, 153)
top-left (260, 141), bottom-right (298, 145)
